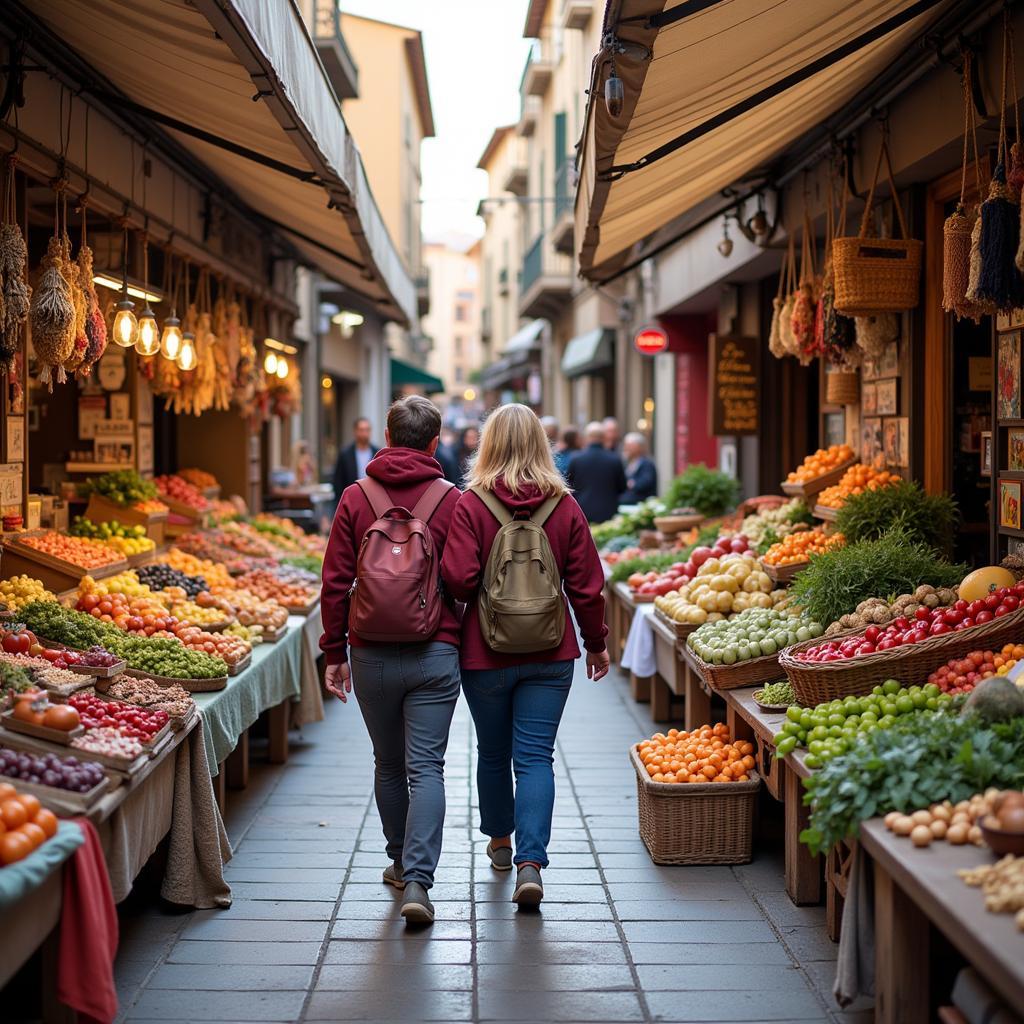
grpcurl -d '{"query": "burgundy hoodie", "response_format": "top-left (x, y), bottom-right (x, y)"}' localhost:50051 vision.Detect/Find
top-left (440, 480), bottom-right (607, 670)
top-left (319, 447), bottom-right (461, 665)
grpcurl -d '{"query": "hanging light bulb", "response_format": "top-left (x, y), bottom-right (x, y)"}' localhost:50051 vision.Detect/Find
top-left (134, 233), bottom-right (160, 356)
top-left (160, 313), bottom-right (182, 361)
top-left (176, 332), bottom-right (197, 371)
top-left (276, 358), bottom-right (289, 379)
top-left (605, 67), bottom-right (624, 118)
top-left (113, 222), bottom-right (138, 347)
top-left (717, 217), bottom-right (734, 258)
top-left (264, 351), bottom-right (278, 376)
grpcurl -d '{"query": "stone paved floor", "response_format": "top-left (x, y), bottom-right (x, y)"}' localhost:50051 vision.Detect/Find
top-left (113, 658), bottom-right (874, 1024)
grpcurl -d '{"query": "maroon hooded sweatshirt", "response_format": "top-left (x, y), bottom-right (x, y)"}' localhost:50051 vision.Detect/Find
top-left (319, 447), bottom-right (461, 666)
top-left (440, 480), bottom-right (608, 670)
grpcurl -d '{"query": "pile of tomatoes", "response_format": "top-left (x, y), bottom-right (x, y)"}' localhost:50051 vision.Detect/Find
top-left (927, 644), bottom-right (1024, 695)
top-left (796, 584), bottom-right (1024, 662)
top-left (76, 591), bottom-right (179, 635)
top-left (0, 785), bottom-right (59, 866)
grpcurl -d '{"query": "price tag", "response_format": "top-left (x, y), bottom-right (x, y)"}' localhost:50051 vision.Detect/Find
top-left (0, 462), bottom-right (22, 506)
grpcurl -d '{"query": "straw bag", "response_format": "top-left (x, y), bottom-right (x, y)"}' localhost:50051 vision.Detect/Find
top-left (833, 135), bottom-right (922, 315)
top-left (817, 170), bottom-right (856, 364)
top-left (825, 366), bottom-right (859, 405)
top-left (768, 239), bottom-right (789, 359)
top-left (778, 233), bottom-right (799, 358)
top-left (791, 213), bottom-right (818, 365)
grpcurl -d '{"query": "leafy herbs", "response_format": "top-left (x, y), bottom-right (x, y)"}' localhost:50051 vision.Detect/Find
top-left (610, 551), bottom-right (684, 584)
top-left (788, 528), bottom-right (966, 627)
top-left (591, 498), bottom-right (664, 546)
top-left (662, 464), bottom-right (739, 517)
top-left (833, 481), bottom-right (958, 555)
top-left (79, 470), bottom-right (158, 506)
top-left (801, 710), bottom-right (1024, 855)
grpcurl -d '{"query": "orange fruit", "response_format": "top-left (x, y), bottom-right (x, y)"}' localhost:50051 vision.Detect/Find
top-left (20, 822), bottom-right (46, 850)
top-left (34, 809), bottom-right (58, 839)
top-left (1, 799), bottom-right (28, 830)
top-left (16, 794), bottom-right (41, 819)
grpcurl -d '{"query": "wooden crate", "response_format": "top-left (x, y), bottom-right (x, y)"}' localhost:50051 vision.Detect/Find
top-left (0, 537), bottom-right (128, 594)
top-left (85, 493), bottom-right (168, 545)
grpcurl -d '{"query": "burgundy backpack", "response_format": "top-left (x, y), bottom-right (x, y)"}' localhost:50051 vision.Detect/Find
top-left (348, 477), bottom-right (454, 642)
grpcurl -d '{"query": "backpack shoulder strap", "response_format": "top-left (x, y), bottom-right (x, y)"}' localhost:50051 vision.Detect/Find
top-left (470, 486), bottom-right (513, 527)
top-left (531, 493), bottom-right (564, 528)
top-left (356, 478), bottom-right (393, 519)
top-left (411, 479), bottom-right (454, 523)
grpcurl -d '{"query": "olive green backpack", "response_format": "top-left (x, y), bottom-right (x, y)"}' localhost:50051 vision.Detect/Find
top-left (471, 487), bottom-right (566, 654)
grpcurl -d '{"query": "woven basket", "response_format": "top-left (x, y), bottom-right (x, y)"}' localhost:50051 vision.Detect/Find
top-left (684, 642), bottom-right (783, 691)
top-left (653, 605), bottom-right (699, 641)
top-left (780, 456), bottom-right (858, 498)
top-left (825, 369), bottom-right (860, 405)
top-left (631, 746), bottom-right (760, 865)
top-left (833, 138), bottom-right (922, 315)
top-left (779, 606), bottom-right (1024, 706)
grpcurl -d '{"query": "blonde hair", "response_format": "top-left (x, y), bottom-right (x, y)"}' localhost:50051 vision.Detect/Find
top-left (465, 404), bottom-right (569, 498)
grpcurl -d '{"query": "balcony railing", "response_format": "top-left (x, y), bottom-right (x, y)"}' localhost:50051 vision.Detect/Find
top-left (313, 0), bottom-right (359, 100)
top-left (520, 234), bottom-right (571, 318)
top-left (498, 267), bottom-right (510, 296)
top-left (520, 37), bottom-right (554, 97)
top-left (415, 270), bottom-right (430, 317)
top-left (554, 159), bottom-right (574, 222)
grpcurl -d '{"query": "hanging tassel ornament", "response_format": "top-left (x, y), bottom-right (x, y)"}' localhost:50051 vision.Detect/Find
top-left (975, 13), bottom-right (1024, 312)
top-left (945, 49), bottom-right (986, 321)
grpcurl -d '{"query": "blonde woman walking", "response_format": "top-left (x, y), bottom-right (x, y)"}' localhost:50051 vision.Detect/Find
top-left (441, 404), bottom-right (609, 908)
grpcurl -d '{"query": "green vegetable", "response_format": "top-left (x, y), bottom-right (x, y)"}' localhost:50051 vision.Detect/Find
top-left (757, 680), bottom-right (796, 705)
top-left (591, 498), bottom-right (666, 546)
top-left (610, 552), bottom-right (684, 584)
top-left (833, 481), bottom-right (959, 555)
top-left (800, 710), bottom-right (1024, 855)
top-left (687, 608), bottom-right (823, 665)
top-left (662, 464), bottom-right (739, 518)
top-left (962, 677), bottom-right (1024, 724)
top-left (281, 555), bottom-right (323, 576)
top-left (789, 527), bottom-right (966, 628)
top-left (79, 470), bottom-right (158, 506)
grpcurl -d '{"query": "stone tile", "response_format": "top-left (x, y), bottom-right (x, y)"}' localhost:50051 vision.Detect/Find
top-left (474, 900), bottom-right (614, 921)
top-left (305, 989), bottom-right (472, 1020)
top-left (315, 963), bottom-right (473, 990)
top-left (474, 918), bottom-right (620, 942)
top-left (477, 963), bottom-right (635, 990)
top-left (335, 899), bottom-right (473, 921)
top-left (757, 891), bottom-right (829, 929)
top-left (607, 881), bottom-right (749, 902)
top-left (330, 917), bottom-right (472, 940)
top-left (645, 988), bottom-right (827, 1021)
top-left (637, 963), bottom-right (806, 991)
top-left (223, 866), bottom-right (345, 884)
top-left (147, 963), bottom-right (315, 990)
top-left (189, 900), bottom-right (335, 922)
top-left (166, 941), bottom-right (323, 965)
top-left (179, 918), bottom-right (329, 943)
top-left (221, 881), bottom-right (341, 902)
top-left (475, 940), bottom-right (628, 964)
top-left (476, 988), bottom-right (644, 1021)
top-left (128, 989), bottom-right (305, 1021)
top-left (779, 925), bottom-right (839, 962)
top-left (340, 881), bottom-right (469, 901)
top-left (323, 939), bottom-right (473, 964)
top-left (624, 919), bottom-right (776, 944)
top-left (227, 852), bottom-right (349, 869)
top-left (628, 941), bottom-right (794, 965)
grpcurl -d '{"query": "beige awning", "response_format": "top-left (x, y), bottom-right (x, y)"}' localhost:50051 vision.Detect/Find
top-left (29, 0), bottom-right (415, 325)
top-left (576, 0), bottom-right (953, 282)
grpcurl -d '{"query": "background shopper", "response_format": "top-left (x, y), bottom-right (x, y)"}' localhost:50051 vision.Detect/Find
top-left (320, 396), bottom-right (461, 924)
top-left (441, 404), bottom-right (609, 908)
top-left (332, 417), bottom-right (378, 499)
top-left (566, 421), bottom-right (627, 523)
top-left (620, 431), bottom-right (658, 504)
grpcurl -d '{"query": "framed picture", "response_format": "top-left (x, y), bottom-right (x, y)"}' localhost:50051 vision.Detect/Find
top-left (1008, 536), bottom-right (1024, 558)
top-left (823, 411), bottom-right (845, 449)
top-left (982, 431), bottom-right (993, 476)
top-left (1014, 307), bottom-right (1024, 329)
top-left (883, 417), bottom-right (910, 468)
top-left (109, 393), bottom-right (131, 421)
top-left (5, 417), bottom-right (23, 463)
top-left (876, 341), bottom-right (900, 379)
top-left (1010, 429), bottom-right (1024, 472)
top-left (1000, 478), bottom-right (1022, 530)
top-left (998, 330), bottom-right (1022, 420)
top-left (860, 417), bottom-right (884, 469)
top-left (862, 381), bottom-right (878, 416)
top-left (876, 378), bottom-right (899, 416)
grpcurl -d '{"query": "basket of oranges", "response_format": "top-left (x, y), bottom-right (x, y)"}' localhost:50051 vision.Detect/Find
top-left (780, 445), bottom-right (857, 499)
top-left (631, 724), bottom-right (761, 865)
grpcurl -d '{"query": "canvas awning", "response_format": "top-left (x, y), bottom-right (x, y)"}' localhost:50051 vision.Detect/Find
top-left (576, 0), bottom-right (953, 282)
top-left (390, 356), bottom-right (444, 394)
top-left (30, 0), bottom-right (416, 325)
top-left (561, 328), bottom-right (616, 378)
top-left (504, 318), bottom-right (548, 355)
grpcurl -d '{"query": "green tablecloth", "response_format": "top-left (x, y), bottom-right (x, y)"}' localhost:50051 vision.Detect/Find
top-left (0, 820), bottom-right (83, 911)
top-left (193, 624), bottom-right (303, 774)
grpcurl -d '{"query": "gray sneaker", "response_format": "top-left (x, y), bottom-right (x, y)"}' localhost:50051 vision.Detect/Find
top-left (400, 881), bottom-right (435, 924)
top-left (383, 862), bottom-right (405, 891)
top-left (512, 865), bottom-right (543, 908)
top-left (486, 841), bottom-right (514, 872)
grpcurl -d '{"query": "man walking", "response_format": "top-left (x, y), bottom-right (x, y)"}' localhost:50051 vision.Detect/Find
top-left (602, 416), bottom-right (621, 453)
top-left (320, 396), bottom-right (461, 925)
top-left (332, 417), bottom-right (378, 498)
top-left (566, 421), bottom-right (627, 523)
top-left (620, 432), bottom-right (658, 503)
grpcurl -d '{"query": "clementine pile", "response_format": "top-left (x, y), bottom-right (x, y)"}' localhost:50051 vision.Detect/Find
top-left (636, 724), bottom-right (755, 784)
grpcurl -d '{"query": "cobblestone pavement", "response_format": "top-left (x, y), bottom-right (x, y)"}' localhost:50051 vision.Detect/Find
top-left (114, 659), bottom-right (874, 1024)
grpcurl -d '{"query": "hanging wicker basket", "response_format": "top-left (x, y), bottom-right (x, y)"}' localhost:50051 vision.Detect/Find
top-left (825, 369), bottom-right (860, 406)
top-left (834, 137), bottom-right (922, 315)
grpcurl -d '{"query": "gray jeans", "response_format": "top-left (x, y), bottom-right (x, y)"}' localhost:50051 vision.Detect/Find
top-left (349, 641), bottom-right (460, 888)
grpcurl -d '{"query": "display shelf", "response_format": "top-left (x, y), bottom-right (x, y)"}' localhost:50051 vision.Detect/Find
top-left (64, 463), bottom-right (136, 474)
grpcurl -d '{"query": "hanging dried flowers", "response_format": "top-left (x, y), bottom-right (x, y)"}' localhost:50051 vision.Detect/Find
top-left (74, 206), bottom-right (107, 379)
top-left (790, 214), bottom-right (818, 365)
top-left (777, 233), bottom-right (799, 358)
top-left (768, 240), bottom-right (789, 359)
top-left (30, 187), bottom-right (76, 390)
top-left (816, 170), bottom-right (856, 365)
top-left (0, 156), bottom-right (31, 376)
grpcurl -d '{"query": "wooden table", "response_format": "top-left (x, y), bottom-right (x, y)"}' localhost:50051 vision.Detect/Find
top-left (722, 686), bottom-right (823, 907)
top-left (612, 582), bottom-right (652, 702)
top-left (648, 612), bottom-right (686, 723)
top-left (860, 818), bottom-right (1024, 1023)
top-left (678, 643), bottom-right (716, 733)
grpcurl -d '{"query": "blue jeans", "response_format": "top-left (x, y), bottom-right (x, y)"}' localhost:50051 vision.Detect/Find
top-left (461, 660), bottom-right (574, 868)
top-left (350, 641), bottom-right (461, 889)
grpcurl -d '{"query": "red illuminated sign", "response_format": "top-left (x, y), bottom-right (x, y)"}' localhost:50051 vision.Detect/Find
top-left (634, 325), bottom-right (668, 355)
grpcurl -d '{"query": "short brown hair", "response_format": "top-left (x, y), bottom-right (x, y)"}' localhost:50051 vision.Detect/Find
top-left (387, 395), bottom-right (441, 450)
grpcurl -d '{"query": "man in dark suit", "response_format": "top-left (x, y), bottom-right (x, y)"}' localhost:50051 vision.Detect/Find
top-left (620, 432), bottom-right (658, 504)
top-left (332, 417), bottom-right (378, 499)
top-left (566, 422), bottom-right (627, 523)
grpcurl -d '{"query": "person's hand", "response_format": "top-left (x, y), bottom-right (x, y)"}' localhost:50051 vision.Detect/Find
top-left (586, 650), bottom-right (610, 681)
top-left (325, 661), bottom-right (352, 702)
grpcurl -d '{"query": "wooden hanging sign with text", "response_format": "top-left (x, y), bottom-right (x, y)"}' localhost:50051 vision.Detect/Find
top-left (708, 334), bottom-right (760, 436)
